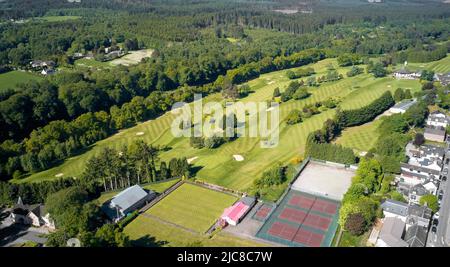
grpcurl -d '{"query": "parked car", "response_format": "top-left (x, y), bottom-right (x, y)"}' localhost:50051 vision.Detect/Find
top-left (434, 212), bottom-right (440, 219)
top-left (432, 226), bottom-right (437, 233)
top-left (446, 158), bottom-right (450, 164)
top-left (443, 176), bottom-right (447, 182)
top-left (443, 168), bottom-right (448, 175)
top-left (433, 218), bottom-right (439, 226)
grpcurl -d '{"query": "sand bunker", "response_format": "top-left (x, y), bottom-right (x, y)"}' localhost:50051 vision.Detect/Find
top-left (268, 81), bottom-right (275, 85)
top-left (233, 154), bottom-right (244, 161)
top-left (55, 173), bottom-right (64, 178)
top-left (187, 156), bottom-right (198, 164)
top-left (136, 132), bottom-right (145, 136)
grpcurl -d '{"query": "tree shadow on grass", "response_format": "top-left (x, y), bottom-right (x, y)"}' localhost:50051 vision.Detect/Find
top-left (189, 166), bottom-right (204, 177)
top-left (130, 235), bottom-right (168, 247)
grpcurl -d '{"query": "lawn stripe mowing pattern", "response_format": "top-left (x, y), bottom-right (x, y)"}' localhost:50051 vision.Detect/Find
top-left (334, 119), bottom-right (382, 152)
top-left (124, 215), bottom-right (266, 247)
top-left (145, 183), bottom-right (237, 233)
top-left (18, 58), bottom-right (423, 191)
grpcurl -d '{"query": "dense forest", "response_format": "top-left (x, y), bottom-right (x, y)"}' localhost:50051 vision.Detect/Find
top-left (0, 0), bottom-right (449, 182)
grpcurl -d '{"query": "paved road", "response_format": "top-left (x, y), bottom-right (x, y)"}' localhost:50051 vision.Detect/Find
top-left (427, 142), bottom-right (450, 247)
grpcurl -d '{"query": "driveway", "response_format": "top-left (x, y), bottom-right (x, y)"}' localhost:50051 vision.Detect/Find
top-left (0, 216), bottom-right (49, 247)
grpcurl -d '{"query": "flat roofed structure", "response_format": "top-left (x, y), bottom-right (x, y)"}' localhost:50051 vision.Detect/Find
top-left (290, 160), bottom-right (355, 201)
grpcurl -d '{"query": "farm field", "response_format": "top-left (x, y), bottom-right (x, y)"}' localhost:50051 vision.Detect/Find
top-left (0, 71), bottom-right (42, 92)
top-left (124, 214), bottom-right (266, 247)
top-left (145, 183), bottom-right (237, 233)
top-left (18, 57), bottom-right (424, 189)
top-left (95, 178), bottom-right (180, 205)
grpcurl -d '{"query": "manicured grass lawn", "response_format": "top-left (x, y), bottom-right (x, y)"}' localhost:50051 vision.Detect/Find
top-left (145, 183), bottom-right (237, 233)
top-left (392, 54), bottom-right (450, 73)
top-left (124, 215), bottom-right (266, 247)
top-left (0, 71), bottom-right (42, 92)
top-left (95, 179), bottom-right (180, 205)
top-left (18, 58), bottom-right (422, 191)
top-left (334, 119), bottom-right (383, 153)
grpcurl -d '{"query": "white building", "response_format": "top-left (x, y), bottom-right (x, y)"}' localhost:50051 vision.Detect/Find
top-left (426, 111), bottom-right (449, 128)
top-left (389, 99), bottom-right (416, 114)
top-left (393, 69), bottom-right (421, 80)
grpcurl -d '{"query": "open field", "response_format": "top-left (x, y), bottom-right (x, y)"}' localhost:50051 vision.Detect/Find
top-left (110, 49), bottom-right (154, 66)
top-left (124, 214), bottom-right (266, 247)
top-left (35, 16), bottom-right (81, 22)
top-left (18, 57), bottom-right (424, 189)
top-left (145, 183), bottom-right (237, 233)
top-left (74, 49), bottom-right (154, 69)
top-left (95, 179), bottom-right (180, 205)
top-left (334, 119), bottom-right (383, 153)
top-left (0, 71), bottom-right (42, 92)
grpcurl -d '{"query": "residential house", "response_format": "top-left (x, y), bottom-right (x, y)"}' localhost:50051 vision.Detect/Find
top-left (41, 68), bottom-right (56, 76)
top-left (424, 126), bottom-right (446, 142)
top-left (375, 217), bottom-right (408, 247)
top-left (403, 224), bottom-right (428, 247)
top-left (30, 60), bottom-right (55, 69)
top-left (434, 72), bottom-right (450, 86)
top-left (427, 111), bottom-right (449, 128)
top-left (9, 197), bottom-right (55, 229)
top-left (397, 143), bottom-right (444, 186)
top-left (393, 69), bottom-right (421, 80)
top-left (406, 204), bottom-right (432, 229)
top-left (408, 184), bottom-right (428, 205)
top-left (107, 185), bottom-right (156, 221)
top-left (381, 199), bottom-right (409, 222)
top-left (389, 99), bottom-right (417, 114)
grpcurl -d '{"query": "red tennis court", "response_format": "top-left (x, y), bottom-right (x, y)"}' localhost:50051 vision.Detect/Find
top-left (267, 221), bottom-right (297, 241)
top-left (256, 190), bottom-right (340, 247)
top-left (311, 199), bottom-right (338, 215)
top-left (288, 194), bottom-right (315, 210)
top-left (303, 213), bottom-right (332, 231)
top-left (253, 204), bottom-right (273, 221)
top-left (293, 228), bottom-right (324, 247)
top-left (279, 207), bottom-right (307, 224)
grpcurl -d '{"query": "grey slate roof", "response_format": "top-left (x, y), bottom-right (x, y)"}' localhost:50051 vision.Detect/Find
top-left (111, 185), bottom-right (149, 212)
top-left (408, 204), bottom-right (432, 219)
top-left (401, 163), bottom-right (441, 176)
top-left (381, 199), bottom-right (409, 216)
top-left (424, 126), bottom-right (446, 136)
top-left (379, 217), bottom-right (408, 247)
top-left (240, 196), bottom-right (256, 206)
top-left (410, 184), bottom-right (428, 197)
top-left (404, 224), bottom-right (428, 247)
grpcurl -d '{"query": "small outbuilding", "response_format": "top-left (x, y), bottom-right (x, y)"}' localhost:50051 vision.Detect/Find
top-left (107, 185), bottom-right (156, 221)
top-left (220, 196), bottom-right (256, 226)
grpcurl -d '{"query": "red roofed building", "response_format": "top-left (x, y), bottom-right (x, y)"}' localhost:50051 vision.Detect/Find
top-left (220, 196), bottom-right (256, 226)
